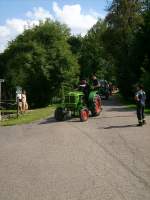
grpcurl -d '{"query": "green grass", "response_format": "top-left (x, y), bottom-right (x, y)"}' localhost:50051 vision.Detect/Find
top-left (1, 109), bottom-right (17, 113)
top-left (0, 105), bottom-right (56, 126)
top-left (116, 93), bottom-right (150, 114)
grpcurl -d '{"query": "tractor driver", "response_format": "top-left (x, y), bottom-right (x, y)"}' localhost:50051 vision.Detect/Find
top-left (91, 75), bottom-right (100, 90)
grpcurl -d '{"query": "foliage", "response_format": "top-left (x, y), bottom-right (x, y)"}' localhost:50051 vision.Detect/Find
top-left (68, 35), bottom-right (83, 58)
top-left (80, 20), bottom-right (115, 81)
top-left (138, 9), bottom-right (150, 102)
top-left (0, 20), bottom-right (79, 107)
top-left (104, 0), bottom-right (145, 98)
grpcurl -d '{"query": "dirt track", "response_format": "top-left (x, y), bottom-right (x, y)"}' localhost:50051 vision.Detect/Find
top-left (0, 96), bottom-right (150, 200)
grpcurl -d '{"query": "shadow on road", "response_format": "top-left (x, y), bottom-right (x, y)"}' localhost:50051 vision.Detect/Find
top-left (104, 124), bottom-right (137, 129)
top-left (102, 115), bottom-right (134, 119)
top-left (107, 107), bottom-right (134, 112)
top-left (38, 117), bottom-right (81, 125)
top-left (38, 117), bottom-right (58, 125)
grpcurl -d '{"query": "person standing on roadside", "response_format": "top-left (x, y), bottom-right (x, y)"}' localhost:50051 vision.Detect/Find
top-left (22, 90), bottom-right (28, 113)
top-left (16, 92), bottom-right (22, 113)
top-left (135, 84), bottom-right (146, 126)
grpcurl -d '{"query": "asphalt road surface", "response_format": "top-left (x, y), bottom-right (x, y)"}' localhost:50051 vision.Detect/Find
top-left (0, 96), bottom-right (150, 200)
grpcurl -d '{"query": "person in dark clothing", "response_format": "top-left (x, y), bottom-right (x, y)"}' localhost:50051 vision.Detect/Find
top-left (108, 82), bottom-right (113, 96)
top-left (91, 75), bottom-right (100, 90)
top-left (135, 84), bottom-right (146, 126)
top-left (79, 79), bottom-right (90, 104)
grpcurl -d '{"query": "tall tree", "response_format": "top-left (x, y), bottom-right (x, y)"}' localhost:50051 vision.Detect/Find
top-left (80, 20), bottom-right (115, 81)
top-left (0, 20), bottom-right (79, 107)
top-left (105, 0), bottom-right (143, 98)
top-left (137, 1), bottom-right (150, 102)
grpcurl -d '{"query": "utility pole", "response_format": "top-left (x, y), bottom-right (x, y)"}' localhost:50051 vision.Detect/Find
top-left (0, 79), bottom-right (5, 121)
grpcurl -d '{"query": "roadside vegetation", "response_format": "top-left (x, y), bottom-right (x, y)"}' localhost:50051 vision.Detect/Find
top-left (0, 105), bottom-right (55, 126)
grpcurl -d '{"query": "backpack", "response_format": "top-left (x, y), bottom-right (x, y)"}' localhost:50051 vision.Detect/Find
top-left (138, 91), bottom-right (146, 106)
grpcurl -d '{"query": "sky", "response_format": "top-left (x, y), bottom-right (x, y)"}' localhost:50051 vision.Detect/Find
top-left (0, 0), bottom-right (109, 52)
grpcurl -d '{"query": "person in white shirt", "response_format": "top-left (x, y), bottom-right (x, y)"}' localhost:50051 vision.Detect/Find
top-left (16, 93), bottom-right (22, 112)
top-left (22, 90), bottom-right (28, 113)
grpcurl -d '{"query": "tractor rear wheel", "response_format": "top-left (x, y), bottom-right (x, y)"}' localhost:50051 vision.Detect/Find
top-left (80, 108), bottom-right (89, 122)
top-left (91, 95), bottom-right (101, 116)
top-left (55, 107), bottom-right (65, 121)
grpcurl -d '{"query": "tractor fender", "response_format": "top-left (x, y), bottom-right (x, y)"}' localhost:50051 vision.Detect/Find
top-left (88, 91), bottom-right (99, 102)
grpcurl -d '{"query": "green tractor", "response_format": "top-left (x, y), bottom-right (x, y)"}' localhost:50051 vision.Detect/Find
top-left (98, 80), bottom-right (110, 100)
top-left (54, 90), bottom-right (102, 122)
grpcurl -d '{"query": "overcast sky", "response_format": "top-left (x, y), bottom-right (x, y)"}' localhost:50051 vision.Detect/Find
top-left (0, 0), bottom-right (109, 52)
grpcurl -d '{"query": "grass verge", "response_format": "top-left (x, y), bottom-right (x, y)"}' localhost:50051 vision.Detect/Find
top-left (0, 105), bottom-right (56, 126)
top-left (116, 93), bottom-right (150, 115)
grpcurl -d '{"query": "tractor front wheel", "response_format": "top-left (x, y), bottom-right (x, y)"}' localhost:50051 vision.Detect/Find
top-left (55, 107), bottom-right (65, 121)
top-left (80, 108), bottom-right (89, 122)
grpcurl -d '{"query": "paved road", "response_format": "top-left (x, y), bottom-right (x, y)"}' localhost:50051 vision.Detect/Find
top-left (0, 96), bottom-right (150, 200)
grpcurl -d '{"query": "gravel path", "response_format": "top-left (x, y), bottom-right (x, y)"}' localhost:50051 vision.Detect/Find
top-left (0, 96), bottom-right (150, 200)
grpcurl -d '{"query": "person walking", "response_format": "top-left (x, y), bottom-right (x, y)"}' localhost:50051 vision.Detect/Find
top-left (135, 84), bottom-right (146, 126)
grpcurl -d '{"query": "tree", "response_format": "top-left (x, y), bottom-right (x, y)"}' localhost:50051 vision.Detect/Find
top-left (137, 1), bottom-right (150, 102)
top-left (68, 35), bottom-right (83, 57)
top-left (104, 0), bottom-right (144, 99)
top-left (80, 19), bottom-right (115, 81)
top-left (1, 20), bottom-right (79, 107)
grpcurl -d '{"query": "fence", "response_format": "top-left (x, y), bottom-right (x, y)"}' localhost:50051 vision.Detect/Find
top-left (0, 99), bottom-right (19, 120)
